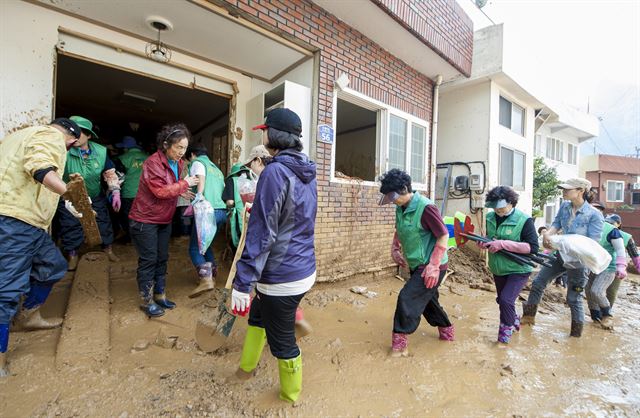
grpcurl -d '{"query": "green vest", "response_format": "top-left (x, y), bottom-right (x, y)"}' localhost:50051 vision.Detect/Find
top-left (63, 142), bottom-right (107, 198)
top-left (486, 209), bottom-right (533, 276)
top-left (599, 222), bottom-right (628, 272)
top-left (189, 156), bottom-right (226, 209)
top-left (118, 148), bottom-right (148, 199)
top-left (227, 163), bottom-right (250, 247)
top-left (396, 193), bottom-right (448, 271)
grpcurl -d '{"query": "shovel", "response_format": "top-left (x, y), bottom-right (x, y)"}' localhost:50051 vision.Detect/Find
top-left (195, 204), bottom-right (250, 352)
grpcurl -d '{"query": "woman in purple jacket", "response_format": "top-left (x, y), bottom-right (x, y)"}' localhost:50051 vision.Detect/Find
top-left (231, 108), bottom-right (317, 403)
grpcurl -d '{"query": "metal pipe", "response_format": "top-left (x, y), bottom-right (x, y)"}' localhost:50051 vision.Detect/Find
top-left (429, 74), bottom-right (443, 201)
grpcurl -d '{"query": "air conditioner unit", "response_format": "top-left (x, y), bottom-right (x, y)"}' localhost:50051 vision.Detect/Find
top-left (632, 183), bottom-right (640, 190)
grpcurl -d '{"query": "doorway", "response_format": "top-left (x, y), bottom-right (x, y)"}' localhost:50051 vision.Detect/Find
top-left (55, 54), bottom-right (231, 174)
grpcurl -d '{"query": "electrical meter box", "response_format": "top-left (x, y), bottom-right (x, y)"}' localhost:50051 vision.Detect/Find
top-left (454, 175), bottom-right (469, 192)
top-left (470, 173), bottom-right (484, 191)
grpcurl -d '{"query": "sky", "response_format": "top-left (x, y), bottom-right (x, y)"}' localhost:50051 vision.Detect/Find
top-left (457, 0), bottom-right (640, 157)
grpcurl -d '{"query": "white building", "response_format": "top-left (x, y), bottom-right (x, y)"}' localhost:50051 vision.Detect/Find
top-left (534, 104), bottom-right (598, 226)
top-left (435, 24), bottom-right (597, 231)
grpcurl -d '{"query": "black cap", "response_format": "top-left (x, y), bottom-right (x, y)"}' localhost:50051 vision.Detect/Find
top-left (51, 117), bottom-right (81, 139)
top-left (252, 108), bottom-right (302, 136)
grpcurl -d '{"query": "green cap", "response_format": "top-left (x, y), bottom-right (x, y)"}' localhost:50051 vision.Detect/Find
top-left (70, 115), bottom-right (98, 139)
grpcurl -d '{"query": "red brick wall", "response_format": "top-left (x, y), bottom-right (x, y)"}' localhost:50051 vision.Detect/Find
top-left (371, 0), bottom-right (473, 76)
top-left (587, 171), bottom-right (640, 208)
top-left (216, 0), bottom-right (471, 280)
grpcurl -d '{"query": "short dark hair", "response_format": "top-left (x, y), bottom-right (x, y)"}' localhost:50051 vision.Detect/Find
top-left (157, 123), bottom-right (191, 150)
top-left (187, 143), bottom-right (208, 157)
top-left (537, 226), bottom-right (548, 234)
top-left (379, 169), bottom-right (412, 195)
top-left (265, 127), bottom-right (303, 152)
top-left (486, 186), bottom-right (519, 207)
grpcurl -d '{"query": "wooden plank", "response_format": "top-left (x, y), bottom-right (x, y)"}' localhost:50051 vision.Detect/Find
top-left (63, 174), bottom-right (102, 247)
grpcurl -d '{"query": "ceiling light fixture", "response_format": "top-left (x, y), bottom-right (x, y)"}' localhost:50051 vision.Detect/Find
top-left (145, 17), bottom-right (173, 64)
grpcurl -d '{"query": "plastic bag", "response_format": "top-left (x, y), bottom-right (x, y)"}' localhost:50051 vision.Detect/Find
top-left (549, 234), bottom-right (611, 274)
top-left (237, 171), bottom-right (258, 205)
top-left (193, 199), bottom-right (216, 255)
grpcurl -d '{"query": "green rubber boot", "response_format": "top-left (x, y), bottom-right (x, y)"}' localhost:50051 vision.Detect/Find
top-left (236, 325), bottom-right (266, 380)
top-left (278, 354), bottom-right (302, 403)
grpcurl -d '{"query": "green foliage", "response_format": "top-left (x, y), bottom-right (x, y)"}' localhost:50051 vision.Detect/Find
top-left (533, 157), bottom-right (560, 210)
top-left (617, 204), bottom-right (635, 211)
top-left (532, 208), bottom-right (544, 218)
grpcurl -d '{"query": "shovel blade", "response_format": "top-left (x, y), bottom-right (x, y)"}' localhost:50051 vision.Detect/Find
top-left (194, 290), bottom-right (238, 352)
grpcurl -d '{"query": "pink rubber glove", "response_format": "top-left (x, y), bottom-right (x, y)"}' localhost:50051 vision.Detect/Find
top-left (111, 190), bottom-right (121, 212)
top-left (476, 241), bottom-right (490, 249)
top-left (615, 256), bottom-right (628, 279)
top-left (485, 240), bottom-right (530, 254)
top-left (391, 232), bottom-right (408, 269)
top-left (632, 256), bottom-right (640, 273)
top-left (421, 244), bottom-right (446, 288)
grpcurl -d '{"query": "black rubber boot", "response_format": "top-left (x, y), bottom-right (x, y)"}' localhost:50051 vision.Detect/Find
top-left (570, 321), bottom-right (583, 337)
top-left (521, 303), bottom-right (538, 325)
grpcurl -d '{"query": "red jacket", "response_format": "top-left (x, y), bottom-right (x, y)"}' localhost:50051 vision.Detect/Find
top-left (129, 150), bottom-right (189, 224)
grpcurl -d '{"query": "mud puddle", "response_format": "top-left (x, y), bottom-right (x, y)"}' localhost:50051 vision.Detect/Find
top-left (1, 241), bottom-right (639, 417)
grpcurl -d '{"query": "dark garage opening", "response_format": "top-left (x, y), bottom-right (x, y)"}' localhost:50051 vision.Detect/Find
top-left (55, 54), bottom-right (231, 174)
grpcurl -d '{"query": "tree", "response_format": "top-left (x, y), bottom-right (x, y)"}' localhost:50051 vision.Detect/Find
top-left (532, 156), bottom-right (560, 214)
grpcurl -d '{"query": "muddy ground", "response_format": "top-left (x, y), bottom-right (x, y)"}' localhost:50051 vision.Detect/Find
top-left (1, 242), bottom-right (639, 417)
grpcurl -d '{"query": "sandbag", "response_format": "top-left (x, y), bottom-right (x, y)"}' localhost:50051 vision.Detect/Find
top-left (549, 234), bottom-right (611, 274)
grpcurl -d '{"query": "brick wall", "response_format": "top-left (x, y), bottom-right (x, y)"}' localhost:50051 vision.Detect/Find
top-left (587, 171), bottom-right (640, 208)
top-left (216, 0), bottom-right (471, 280)
top-left (371, 0), bottom-right (473, 76)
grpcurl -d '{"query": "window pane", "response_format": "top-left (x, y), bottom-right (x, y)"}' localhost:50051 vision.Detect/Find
top-left (534, 135), bottom-right (541, 156)
top-left (499, 96), bottom-right (512, 129)
top-left (607, 181), bottom-right (615, 201)
top-left (558, 140), bottom-right (564, 161)
top-left (410, 124), bottom-right (426, 182)
top-left (388, 115), bottom-right (407, 170)
top-left (511, 103), bottom-right (524, 135)
top-left (514, 151), bottom-right (525, 188)
top-left (546, 137), bottom-right (554, 159)
top-left (633, 193), bottom-right (640, 205)
top-left (616, 183), bottom-right (624, 201)
top-left (500, 147), bottom-right (514, 186)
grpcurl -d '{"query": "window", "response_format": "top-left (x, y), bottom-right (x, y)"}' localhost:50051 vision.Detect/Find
top-left (388, 115), bottom-right (407, 171)
top-left (534, 134), bottom-right (542, 156)
top-left (333, 92), bottom-right (429, 185)
top-left (499, 96), bottom-right (525, 136)
top-left (567, 143), bottom-right (578, 165)
top-left (606, 180), bottom-right (625, 202)
top-left (633, 192), bottom-right (640, 205)
top-left (500, 146), bottom-right (526, 189)
top-left (410, 125), bottom-right (427, 182)
top-left (334, 98), bottom-right (378, 181)
top-left (545, 137), bottom-right (564, 162)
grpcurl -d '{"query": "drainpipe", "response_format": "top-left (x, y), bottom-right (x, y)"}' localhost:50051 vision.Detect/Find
top-left (430, 74), bottom-right (444, 200)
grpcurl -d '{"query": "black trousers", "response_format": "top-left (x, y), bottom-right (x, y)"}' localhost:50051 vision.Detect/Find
top-left (393, 268), bottom-right (451, 334)
top-left (54, 195), bottom-right (114, 252)
top-left (129, 220), bottom-right (171, 302)
top-left (117, 197), bottom-right (134, 238)
top-left (248, 290), bottom-right (305, 359)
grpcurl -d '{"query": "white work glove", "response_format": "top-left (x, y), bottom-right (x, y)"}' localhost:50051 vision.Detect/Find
top-left (64, 200), bottom-right (83, 218)
top-left (231, 288), bottom-right (251, 317)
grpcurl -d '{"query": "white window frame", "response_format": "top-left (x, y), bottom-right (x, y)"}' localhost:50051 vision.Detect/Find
top-left (567, 143), bottom-right (578, 165)
top-left (534, 134), bottom-right (542, 156)
top-left (546, 137), bottom-right (564, 162)
top-left (499, 95), bottom-right (525, 136)
top-left (330, 87), bottom-right (430, 189)
top-left (606, 180), bottom-right (625, 202)
top-left (499, 145), bottom-right (526, 190)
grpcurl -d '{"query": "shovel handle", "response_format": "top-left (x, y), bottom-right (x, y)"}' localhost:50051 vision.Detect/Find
top-left (225, 203), bottom-right (251, 289)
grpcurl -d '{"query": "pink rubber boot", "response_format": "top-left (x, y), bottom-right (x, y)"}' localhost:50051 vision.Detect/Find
top-left (390, 333), bottom-right (408, 357)
top-left (438, 325), bottom-right (455, 341)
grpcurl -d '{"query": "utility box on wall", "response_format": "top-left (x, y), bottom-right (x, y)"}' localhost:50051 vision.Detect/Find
top-left (247, 80), bottom-right (311, 157)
